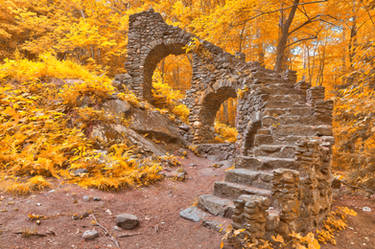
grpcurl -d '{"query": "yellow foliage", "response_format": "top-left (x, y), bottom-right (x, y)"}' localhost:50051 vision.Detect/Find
top-left (0, 55), bottom-right (164, 193)
top-left (151, 70), bottom-right (190, 123)
top-left (317, 206), bottom-right (357, 245)
top-left (214, 122), bottom-right (238, 143)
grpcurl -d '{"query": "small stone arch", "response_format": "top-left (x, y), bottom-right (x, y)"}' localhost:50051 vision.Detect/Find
top-left (242, 119), bottom-right (262, 156)
top-left (194, 86), bottom-right (237, 143)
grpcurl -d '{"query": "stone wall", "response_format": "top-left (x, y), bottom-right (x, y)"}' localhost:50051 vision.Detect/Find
top-left (124, 8), bottom-right (260, 144)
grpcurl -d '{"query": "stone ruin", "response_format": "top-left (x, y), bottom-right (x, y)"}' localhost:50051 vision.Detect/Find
top-left (121, 9), bottom-right (335, 244)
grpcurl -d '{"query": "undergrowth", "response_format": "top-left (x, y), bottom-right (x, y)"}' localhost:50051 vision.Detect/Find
top-left (0, 53), bottom-right (163, 194)
top-left (214, 122), bottom-right (238, 143)
top-left (151, 70), bottom-right (190, 123)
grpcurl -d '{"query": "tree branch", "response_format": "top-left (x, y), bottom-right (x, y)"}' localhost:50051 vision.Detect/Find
top-left (286, 35), bottom-right (318, 48)
top-left (242, 0), bottom-right (328, 24)
top-left (90, 214), bottom-right (120, 249)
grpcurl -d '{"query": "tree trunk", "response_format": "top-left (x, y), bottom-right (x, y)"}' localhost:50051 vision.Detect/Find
top-left (274, 0), bottom-right (300, 72)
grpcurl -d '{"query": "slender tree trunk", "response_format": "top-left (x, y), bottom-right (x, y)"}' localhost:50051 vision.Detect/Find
top-left (275, 0), bottom-right (300, 72)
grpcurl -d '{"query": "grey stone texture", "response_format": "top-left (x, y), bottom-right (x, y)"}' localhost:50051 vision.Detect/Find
top-left (115, 213), bottom-right (139, 230)
top-left (124, 9), bottom-right (334, 242)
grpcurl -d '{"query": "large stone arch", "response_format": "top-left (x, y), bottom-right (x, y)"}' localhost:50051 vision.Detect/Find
top-left (125, 8), bottom-right (255, 144)
top-left (142, 43), bottom-right (188, 101)
top-left (125, 9), bottom-right (195, 102)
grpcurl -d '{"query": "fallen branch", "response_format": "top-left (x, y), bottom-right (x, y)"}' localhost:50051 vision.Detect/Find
top-left (90, 214), bottom-right (121, 249)
top-left (118, 232), bottom-right (141, 238)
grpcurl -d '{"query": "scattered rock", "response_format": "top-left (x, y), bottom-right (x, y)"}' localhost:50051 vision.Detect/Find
top-left (105, 209), bottom-right (112, 215)
top-left (202, 220), bottom-right (223, 233)
top-left (332, 176), bottom-right (342, 189)
top-left (102, 99), bottom-right (131, 115)
top-left (216, 160), bottom-right (233, 169)
top-left (362, 206), bottom-right (372, 212)
top-left (82, 196), bottom-right (90, 202)
top-left (179, 206), bottom-right (206, 222)
top-left (175, 148), bottom-right (188, 157)
top-left (93, 197), bottom-right (101, 201)
top-left (188, 163), bottom-right (197, 168)
top-left (72, 168), bottom-right (89, 177)
top-left (82, 230), bottom-right (99, 240)
top-left (178, 124), bottom-right (190, 132)
top-left (162, 168), bottom-right (187, 181)
top-left (116, 213), bottom-right (139, 230)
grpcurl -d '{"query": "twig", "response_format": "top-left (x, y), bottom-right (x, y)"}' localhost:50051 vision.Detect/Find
top-left (118, 232), bottom-right (141, 238)
top-left (90, 214), bottom-right (121, 249)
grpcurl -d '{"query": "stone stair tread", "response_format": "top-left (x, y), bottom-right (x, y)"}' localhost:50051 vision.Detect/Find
top-left (214, 181), bottom-right (272, 200)
top-left (198, 194), bottom-right (235, 218)
top-left (226, 168), bottom-right (273, 177)
top-left (225, 168), bottom-right (273, 188)
top-left (256, 156), bottom-right (296, 163)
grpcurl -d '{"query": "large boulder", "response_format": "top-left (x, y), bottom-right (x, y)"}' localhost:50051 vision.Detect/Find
top-left (129, 108), bottom-right (185, 145)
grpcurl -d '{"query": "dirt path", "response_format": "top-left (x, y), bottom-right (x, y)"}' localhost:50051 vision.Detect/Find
top-left (0, 152), bottom-right (230, 249)
top-left (0, 152), bottom-right (374, 249)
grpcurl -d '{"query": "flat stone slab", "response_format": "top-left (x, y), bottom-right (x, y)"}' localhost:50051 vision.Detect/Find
top-left (179, 206), bottom-right (206, 222)
top-left (198, 194), bottom-right (234, 218)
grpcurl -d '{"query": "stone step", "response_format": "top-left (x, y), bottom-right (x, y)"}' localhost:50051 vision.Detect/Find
top-left (271, 124), bottom-right (316, 136)
top-left (253, 144), bottom-right (296, 158)
top-left (225, 169), bottom-right (273, 189)
top-left (259, 86), bottom-right (305, 95)
top-left (198, 194), bottom-right (235, 218)
top-left (263, 107), bottom-right (313, 117)
top-left (270, 94), bottom-right (305, 102)
top-left (214, 181), bottom-right (272, 200)
top-left (257, 128), bottom-right (271, 135)
top-left (235, 156), bottom-right (296, 170)
top-left (265, 101), bottom-right (307, 109)
top-left (255, 134), bottom-right (307, 146)
top-left (262, 115), bottom-right (317, 127)
top-left (257, 156), bottom-right (296, 170)
top-left (272, 124), bottom-right (333, 137)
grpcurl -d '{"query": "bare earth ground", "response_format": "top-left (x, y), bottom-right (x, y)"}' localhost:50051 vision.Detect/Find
top-left (0, 152), bottom-right (374, 249)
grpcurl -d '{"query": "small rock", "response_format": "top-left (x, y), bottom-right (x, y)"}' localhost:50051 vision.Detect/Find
top-left (36, 203), bottom-right (42, 206)
top-left (162, 168), bottom-right (187, 181)
top-left (116, 213), bottom-right (139, 230)
top-left (331, 176), bottom-right (342, 189)
top-left (105, 209), bottom-right (112, 215)
top-left (113, 226), bottom-right (121, 231)
top-left (362, 206), bottom-right (372, 212)
top-left (73, 168), bottom-right (88, 177)
top-left (202, 220), bottom-right (223, 233)
top-left (179, 125), bottom-right (190, 131)
top-left (82, 230), bottom-right (99, 240)
top-left (82, 196), bottom-right (90, 202)
top-left (189, 163), bottom-right (197, 168)
top-left (93, 197), bottom-right (101, 201)
top-left (179, 206), bottom-right (206, 222)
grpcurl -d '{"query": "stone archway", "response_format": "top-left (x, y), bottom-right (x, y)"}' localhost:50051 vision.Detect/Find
top-left (143, 43), bottom-right (188, 102)
top-left (194, 86), bottom-right (237, 143)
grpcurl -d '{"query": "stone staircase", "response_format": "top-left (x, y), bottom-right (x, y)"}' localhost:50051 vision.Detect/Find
top-left (196, 77), bottom-right (333, 239)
